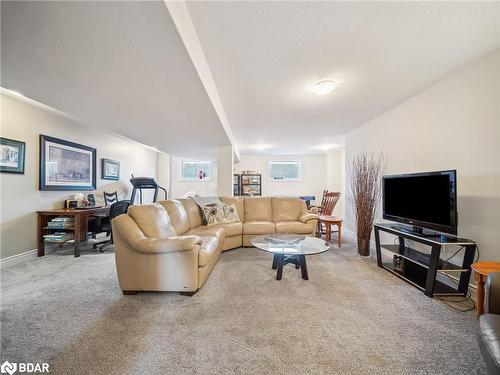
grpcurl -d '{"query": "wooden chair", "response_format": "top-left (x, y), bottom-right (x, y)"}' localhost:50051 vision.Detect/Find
top-left (321, 192), bottom-right (340, 216)
top-left (103, 191), bottom-right (118, 206)
top-left (317, 192), bottom-right (343, 247)
top-left (311, 190), bottom-right (328, 213)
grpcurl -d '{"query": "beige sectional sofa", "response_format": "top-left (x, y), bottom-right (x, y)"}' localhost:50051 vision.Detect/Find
top-left (112, 196), bottom-right (318, 295)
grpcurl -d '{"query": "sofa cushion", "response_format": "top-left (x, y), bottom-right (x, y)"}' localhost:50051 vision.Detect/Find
top-left (275, 221), bottom-right (315, 234)
top-left (243, 221), bottom-right (275, 235)
top-left (213, 221), bottom-right (243, 237)
top-left (202, 203), bottom-right (227, 226)
top-left (222, 203), bottom-right (240, 223)
top-left (220, 196), bottom-right (245, 222)
top-left (244, 197), bottom-right (272, 222)
top-left (179, 198), bottom-right (203, 229)
top-left (127, 204), bottom-right (177, 239)
top-left (272, 197), bottom-right (302, 222)
top-left (159, 200), bottom-right (190, 235)
top-left (198, 236), bottom-right (220, 267)
top-left (186, 226), bottom-right (225, 240)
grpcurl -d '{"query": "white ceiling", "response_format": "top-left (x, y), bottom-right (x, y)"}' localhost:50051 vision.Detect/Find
top-left (187, 1), bottom-right (500, 154)
top-left (1, 1), bottom-right (230, 160)
top-left (2, 2), bottom-right (500, 157)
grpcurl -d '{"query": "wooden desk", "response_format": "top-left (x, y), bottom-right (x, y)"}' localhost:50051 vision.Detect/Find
top-left (471, 262), bottom-right (500, 316)
top-left (37, 207), bottom-right (110, 258)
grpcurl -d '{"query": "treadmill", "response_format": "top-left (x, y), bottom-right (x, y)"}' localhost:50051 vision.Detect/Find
top-left (129, 176), bottom-right (167, 204)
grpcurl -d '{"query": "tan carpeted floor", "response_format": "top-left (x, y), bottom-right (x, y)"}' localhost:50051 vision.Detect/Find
top-left (0, 237), bottom-right (485, 374)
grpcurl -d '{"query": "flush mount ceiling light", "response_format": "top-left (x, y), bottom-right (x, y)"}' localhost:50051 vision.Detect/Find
top-left (314, 144), bottom-right (341, 151)
top-left (311, 80), bottom-right (337, 95)
top-left (252, 144), bottom-right (272, 151)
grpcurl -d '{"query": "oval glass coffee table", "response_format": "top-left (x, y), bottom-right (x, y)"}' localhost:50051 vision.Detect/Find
top-left (251, 234), bottom-right (330, 280)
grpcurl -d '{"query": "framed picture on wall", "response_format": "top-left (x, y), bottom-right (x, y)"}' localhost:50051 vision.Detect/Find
top-left (39, 135), bottom-right (96, 191)
top-left (102, 158), bottom-right (120, 180)
top-left (0, 137), bottom-right (25, 174)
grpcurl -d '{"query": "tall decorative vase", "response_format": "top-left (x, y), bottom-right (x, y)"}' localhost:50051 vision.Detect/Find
top-left (357, 236), bottom-right (371, 257)
top-left (348, 152), bottom-right (385, 258)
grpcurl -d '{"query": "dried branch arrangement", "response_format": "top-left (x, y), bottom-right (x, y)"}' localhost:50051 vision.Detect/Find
top-left (348, 152), bottom-right (385, 256)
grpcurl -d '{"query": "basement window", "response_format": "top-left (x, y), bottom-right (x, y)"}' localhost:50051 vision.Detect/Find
top-left (179, 161), bottom-right (212, 181)
top-left (269, 160), bottom-right (301, 181)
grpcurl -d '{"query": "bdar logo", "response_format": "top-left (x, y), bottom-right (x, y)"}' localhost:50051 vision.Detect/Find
top-left (0, 361), bottom-right (17, 375)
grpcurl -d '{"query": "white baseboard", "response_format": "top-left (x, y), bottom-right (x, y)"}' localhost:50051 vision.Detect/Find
top-left (1, 248), bottom-right (39, 269)
top-left (0, 247), bottom-right (55, 269)
top-left (343, 228), bottom-right (377, 251)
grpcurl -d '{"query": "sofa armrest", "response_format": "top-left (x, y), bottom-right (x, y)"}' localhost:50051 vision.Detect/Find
top-left (486, 272), bottom-right (500, 314)
top-left (309, 207), bottom-right (319, 214)
top-left (299, 213), bottom-right (319, 223)
top-left (136, 236), bottom-right (202, 254)
top-left (112, 214), bottom-right (202, 254)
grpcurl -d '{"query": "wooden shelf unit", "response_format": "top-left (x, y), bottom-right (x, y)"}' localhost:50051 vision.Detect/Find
top-left (240, 174), bottom-right (262, 196)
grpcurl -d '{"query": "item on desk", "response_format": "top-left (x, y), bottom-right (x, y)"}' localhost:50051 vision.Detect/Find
top-left (87, 193), bottom-right (96, 207)
top-left (44, 232), bottom-right (74, 243)
top-left (47, 217), bottom-right (75, 229)
top-left (65, 199), bottom-right (78, 209)
top-left (74, 193), bottom-right (84, 201)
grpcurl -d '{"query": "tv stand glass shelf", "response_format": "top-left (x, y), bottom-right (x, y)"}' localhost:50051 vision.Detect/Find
top-left (374, 223), bottom-right (477, 298)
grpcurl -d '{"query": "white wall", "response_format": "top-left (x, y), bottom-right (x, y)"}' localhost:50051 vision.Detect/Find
top-left (235, 154), bottom-right (329, 206)
top-left (170, 156), bottom-right (218, 198)
top-left (326, 149), bottom-right (345, 218)
top-left (217, 144), bottom-right (234, 196)
top-left (345, 50), bottom-right (500, 262)
top-left (0, 93), bottom-right (158, 259)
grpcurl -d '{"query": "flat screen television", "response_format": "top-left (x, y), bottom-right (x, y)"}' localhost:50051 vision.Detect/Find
top-left (383, 170), bottom-right (457, 235)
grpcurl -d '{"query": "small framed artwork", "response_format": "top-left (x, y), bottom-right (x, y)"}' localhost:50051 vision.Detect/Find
top-left (0, 137), bottom-right (26, 174)
top-left (102, 158), bottom-right (120, 180)
top-left (39, 135), bottom-right (96, 191)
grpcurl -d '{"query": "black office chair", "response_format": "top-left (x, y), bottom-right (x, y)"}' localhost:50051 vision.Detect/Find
top-left (88, 190), bottom-right (118, 240)
top-left (103, 191), bottom-right (119, 206)
top-left (92, 200), bottom-right (130, 252)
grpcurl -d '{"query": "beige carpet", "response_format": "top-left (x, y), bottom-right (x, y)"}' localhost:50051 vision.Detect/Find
top-left (0, 237), bottom-right (485, 374)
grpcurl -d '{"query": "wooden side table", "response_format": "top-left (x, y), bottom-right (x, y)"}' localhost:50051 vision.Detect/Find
top-left (318, 215), bottom-right (342, 247)
top-left (471, 262), bottom-right (500, 316)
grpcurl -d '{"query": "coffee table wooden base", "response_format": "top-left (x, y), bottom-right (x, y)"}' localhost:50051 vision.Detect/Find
top-left (272, 254), bottom-right (308, 280)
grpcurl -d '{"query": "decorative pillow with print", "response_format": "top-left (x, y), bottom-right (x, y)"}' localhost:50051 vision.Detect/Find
top-left (202, 203), bottom-right (226, 226)
top-left (222, 203), bottom-right (240, 223)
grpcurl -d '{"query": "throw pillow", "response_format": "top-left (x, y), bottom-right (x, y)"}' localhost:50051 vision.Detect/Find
top-left (202, 203), bottom-right (226, 226)
top-left (222, 203), bottom-right (240, 223)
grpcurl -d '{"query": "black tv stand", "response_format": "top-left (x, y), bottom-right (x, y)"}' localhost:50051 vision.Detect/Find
top-left (374, 223), bottom-right (477, 297)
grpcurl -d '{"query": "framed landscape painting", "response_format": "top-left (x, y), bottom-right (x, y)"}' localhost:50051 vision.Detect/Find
top-left (39, 135), bottom-right (96, 191)
top-left (102, 158), bottom-right (120, 180)
top-left (0, 137), bottom-right (25, 174)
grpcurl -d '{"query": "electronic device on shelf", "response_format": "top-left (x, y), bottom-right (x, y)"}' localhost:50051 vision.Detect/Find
top-left (383, 169), bottom-right (457, 235)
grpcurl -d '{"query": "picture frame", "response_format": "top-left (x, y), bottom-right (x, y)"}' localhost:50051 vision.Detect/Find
top-left (0, 137), bottom-right (26, 174)
top-left (39, 135), bottom-right (96, 191)
top-left (102, 158), bottom-right (120, 180)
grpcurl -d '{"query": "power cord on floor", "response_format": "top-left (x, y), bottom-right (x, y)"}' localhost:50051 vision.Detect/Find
top-left (436, 271), bottom-right (476, 312)
top-left (391, 235), bottom-right (480, 312)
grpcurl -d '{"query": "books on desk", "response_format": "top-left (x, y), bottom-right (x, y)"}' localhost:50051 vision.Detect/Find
top-left (44, 232), bottom-right (74, 243)
top-left (47, 217), bottom-right (74, 229)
